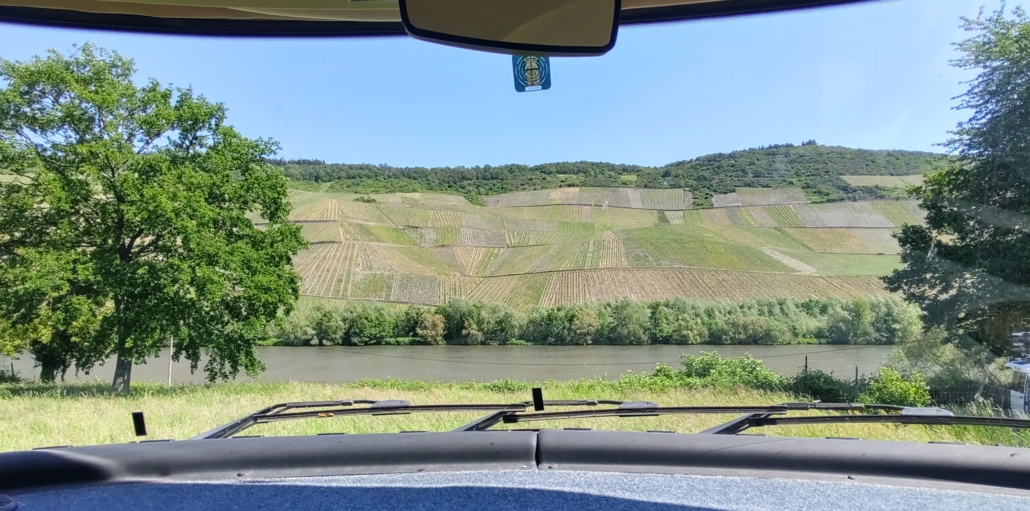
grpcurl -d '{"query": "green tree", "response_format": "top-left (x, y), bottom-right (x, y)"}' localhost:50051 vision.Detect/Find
top-left (884, 7), bottom-right (1030, 355)
top-left (348, 305), bottom-right (397, 346)
top-left (0, 44), bottom-right (306, 391)
top-left (310, 305), bottom-right (344, 346)
top-left (415, 312), bottom-right (446, 345)
top-left (601, 299), bottom-right (650, 345)
top-left (569, 307), bottom-right (599, 345)
top-left (6, 251), bottom-right (110, 382)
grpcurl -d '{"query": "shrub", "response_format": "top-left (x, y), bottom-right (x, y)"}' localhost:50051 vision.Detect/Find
top-left (354, 196), bottom-right (377, 203)
top-left (601, 299), bottom-right (649, 345)
top-left (679, 352), bottom-right (785, 391)
top-left (399, 305), bottom-right (428, 338)
top-left (272, 316), bottom-right (315, 346)
top-left (479, 379), bottom-right (532, 392)
top-left (858, 368), bottom-right (931, 407)
top-left (348, 305), bottom-right (398, 345)
top-left (709, 315), bottom-right (792, 345)
top-left (415, 312), bottom-right (446, 345)
top-left (789, 369), bottom-right (857, 402)
top-left (569, 307), bottom-right (600, 345)
top-left (478, 304), bottom-right (521, 345)
top-left (310, 305), bottom-right (345, 346)
top-left (435, 300), bottom-right (470, 342)
top-left (825, 299), bottom-right (876, 345)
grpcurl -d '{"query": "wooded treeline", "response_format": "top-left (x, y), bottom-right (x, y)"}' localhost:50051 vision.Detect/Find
top-left (271, 143), bottom-right (948, 206)
top-left (274, 296), bottom-right (922, 347)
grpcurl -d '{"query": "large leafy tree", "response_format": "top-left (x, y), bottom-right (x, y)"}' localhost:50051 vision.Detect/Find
top-left (884, 7), bottom-right (1030, 355)
top-left (0, 44), bottom-right (307, 391)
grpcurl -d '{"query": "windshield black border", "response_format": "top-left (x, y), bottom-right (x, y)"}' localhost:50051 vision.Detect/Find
top-left (0, 0), bottom-right (890, 38)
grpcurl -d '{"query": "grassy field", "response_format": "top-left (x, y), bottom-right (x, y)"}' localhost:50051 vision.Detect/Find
top-left (282, 188), bottom-right (922, 309)
top-left (778, 251), bottom-right (905, 276)
top-left (1, 380), bottom-right (1024, 452)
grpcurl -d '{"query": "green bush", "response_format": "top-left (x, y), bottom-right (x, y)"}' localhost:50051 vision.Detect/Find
top-left (310, 305), bottom-right (345, 346)
top-left (709, 315), bottom-right (793, 345)
top-left (679, 352), bottom-right (785, 391)
top-left (789, 369), bottom-right (857, 403)
top-left (478, 379), bottom-right (532, 392)
top-left (348, 305), bottom-right (398, 345)
top-left (858, 368), bottom-right (931, 407)
top-left (415, 312), bottom-right (446, 345)
top-left (600, 299), bottom-right (650, 345)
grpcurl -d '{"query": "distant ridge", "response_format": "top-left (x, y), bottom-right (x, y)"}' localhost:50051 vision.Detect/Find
top-left (272, 143), bottom-right (947, 207)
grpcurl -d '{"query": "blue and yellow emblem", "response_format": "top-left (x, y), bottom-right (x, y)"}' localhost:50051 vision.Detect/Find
top-left (512, 56), bottom-right (551, 92)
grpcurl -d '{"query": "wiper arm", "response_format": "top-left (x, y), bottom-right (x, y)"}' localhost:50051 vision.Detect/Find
top-left (454, 400), bottom-right (660, 431)
top-left (500, 404), bottom-right (804, 424)
top-left (193, 399), bottom-right (528, 439)
top-left (700, 404), bottom-right (1030, 435)
top-left (498, 403), bottom-right (918, 426)
top-left (194, 398), bottom-right (631, 439)
top-left (736, 413), bottom-right (1030, 431)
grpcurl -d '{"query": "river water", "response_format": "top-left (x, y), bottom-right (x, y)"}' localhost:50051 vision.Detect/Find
top-left (3, 345), bottom-right (893, 384)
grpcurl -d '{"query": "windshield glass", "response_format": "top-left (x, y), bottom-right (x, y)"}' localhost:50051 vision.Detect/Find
top-left (2, 0), bottom-right (1030, 450)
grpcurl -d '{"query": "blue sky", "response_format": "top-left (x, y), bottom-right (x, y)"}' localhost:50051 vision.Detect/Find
top-left (0, 0), bottom-right (1011, 167)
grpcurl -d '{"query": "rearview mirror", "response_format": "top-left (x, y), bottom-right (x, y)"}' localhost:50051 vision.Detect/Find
top-left (399, 0), bottom-right (620, 56)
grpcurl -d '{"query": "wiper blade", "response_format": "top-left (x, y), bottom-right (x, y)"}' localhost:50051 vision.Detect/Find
top-left (500, 405), bottom-right (803, 424)
top-left (193, 399), bottom-right (527, 439)
top-left (456, 400), bottom-right (660, 431)
top-left (194, 398), bottom-right (636, 439)
top-left (498, 403), bottom-right (964, 426)
top-left (741, 414), bottom-right (1030, 430)
top-left (699, 404), bottom-right (1030, 435)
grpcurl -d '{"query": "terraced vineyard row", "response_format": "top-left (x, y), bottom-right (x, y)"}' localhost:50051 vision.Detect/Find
top-left (841, 175), bottom-right (924, 187)
top-left (287, 189), bottom-right (921, 308)
top-left (292, 195), bottom-right (920, 233)
top-left (538, 268), bottom-right (890, 306)
top-left (713, 187), bottom-right (809, 207)
top-left (794, 202), bottom-right (893, 228)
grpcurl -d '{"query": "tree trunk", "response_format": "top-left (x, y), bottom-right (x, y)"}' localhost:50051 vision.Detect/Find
top-left (112, 352), bottom-right (132, 393)
top-left (38, 360), bottom-right (58, 384)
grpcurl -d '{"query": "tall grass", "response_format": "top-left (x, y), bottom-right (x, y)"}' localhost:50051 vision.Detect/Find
top-left (2, 378), bottom-right (1027, 453)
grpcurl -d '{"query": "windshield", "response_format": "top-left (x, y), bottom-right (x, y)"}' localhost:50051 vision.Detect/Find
top-left (2, 0), bottom-right (1030, 450)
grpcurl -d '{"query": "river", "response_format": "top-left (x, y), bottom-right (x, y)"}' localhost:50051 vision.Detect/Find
top-left (3, 345), bottom-right (893, 384)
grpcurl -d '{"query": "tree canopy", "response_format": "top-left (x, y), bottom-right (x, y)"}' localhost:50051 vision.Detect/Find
top-left (0, 44), bottom-right (307, 390)
top-left (884, 7), bottom-right (1030, 355)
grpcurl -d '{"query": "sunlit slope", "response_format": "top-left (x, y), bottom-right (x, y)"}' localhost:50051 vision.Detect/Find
top-left (287, 188), bottom-right (916, 310)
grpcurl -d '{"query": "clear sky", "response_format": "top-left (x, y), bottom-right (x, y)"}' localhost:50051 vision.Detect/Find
top-left (0, 0), bottom-right (1013, 167)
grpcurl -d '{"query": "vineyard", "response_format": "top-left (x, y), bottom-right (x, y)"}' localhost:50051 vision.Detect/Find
top-left (841, 174), bottom-right (924, 187)
top-left (284, 187), bottom-right (923, 308)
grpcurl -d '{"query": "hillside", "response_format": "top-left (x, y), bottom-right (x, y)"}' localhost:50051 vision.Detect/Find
top-left (285, 186), bottom-right (923, 311)
top-left (273, 143), bottom-right (947, 207)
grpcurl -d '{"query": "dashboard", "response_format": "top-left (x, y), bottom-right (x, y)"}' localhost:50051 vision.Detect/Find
top-left (4, 430), bottom-right (1030, 510)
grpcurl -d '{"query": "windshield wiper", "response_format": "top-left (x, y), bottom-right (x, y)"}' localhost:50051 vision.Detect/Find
top-left (194, 398), bottom-right (628, 439)
top-left (702, 408), bottom-right (1030, 435)
top-left (499, 401), bottom-right (1030, 434)
top-left (498, 402), bottom-right (873, 424)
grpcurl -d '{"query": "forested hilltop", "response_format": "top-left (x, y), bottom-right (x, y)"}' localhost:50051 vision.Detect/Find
top-left (271, 142), bottom-right (949, 207)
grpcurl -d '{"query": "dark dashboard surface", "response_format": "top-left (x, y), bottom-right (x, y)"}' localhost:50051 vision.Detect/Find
top-left (14, 470), bottom-right (1030, 511)
top-left (5, 429), bottom-right (1030, 504)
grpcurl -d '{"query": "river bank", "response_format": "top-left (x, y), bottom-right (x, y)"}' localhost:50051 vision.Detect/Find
top-left (2, 344), bottom-right (893, 384)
